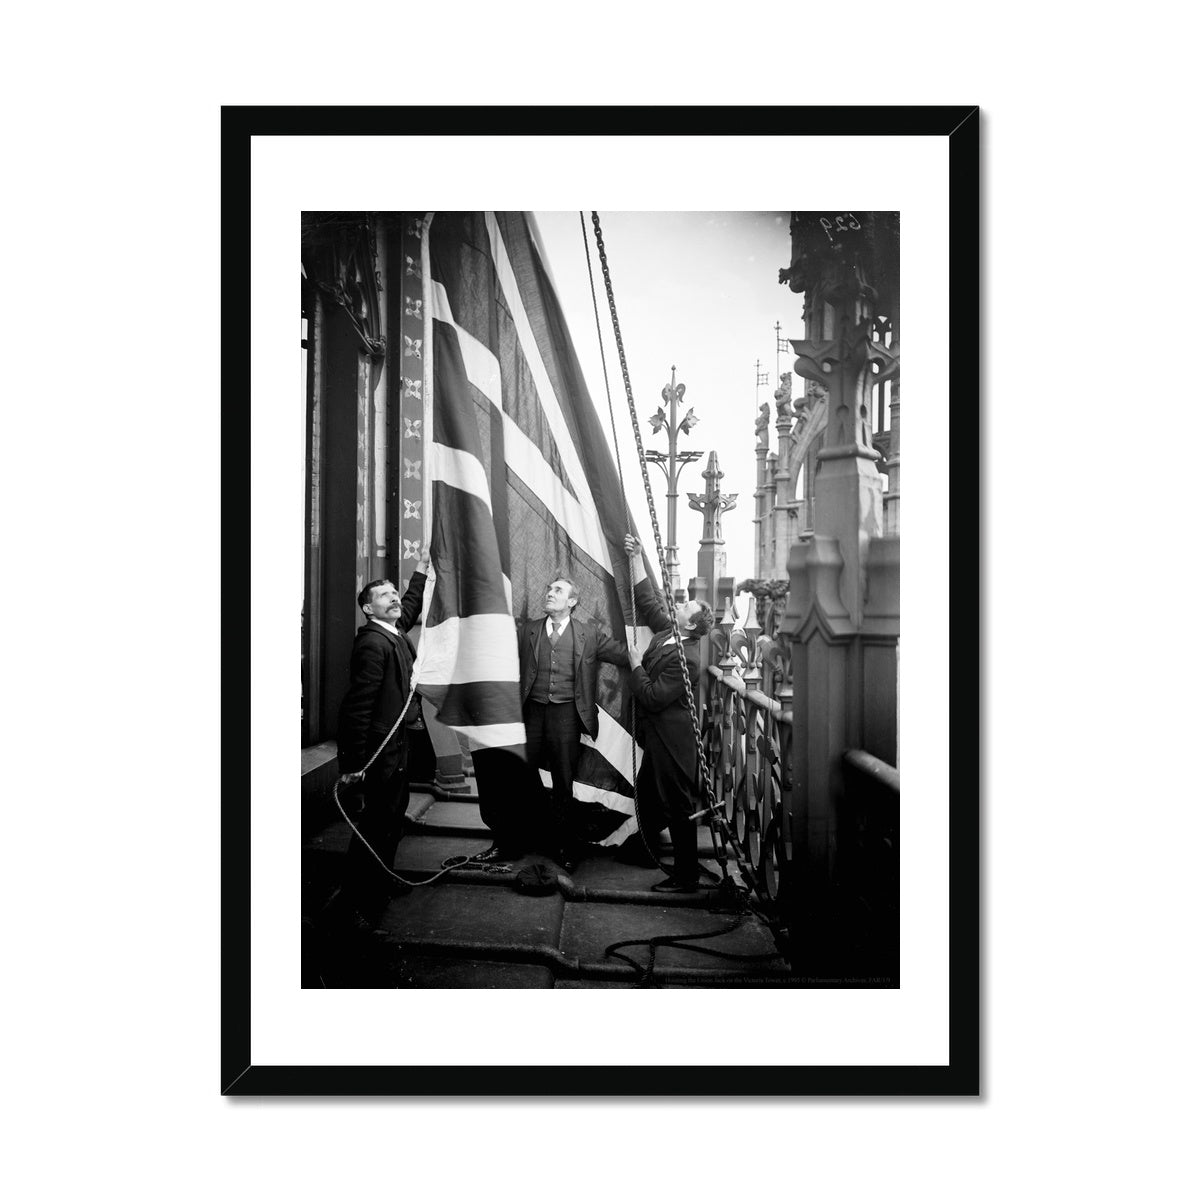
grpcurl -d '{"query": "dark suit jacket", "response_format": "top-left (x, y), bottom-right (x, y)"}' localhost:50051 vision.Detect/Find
top-left (517, 613), bottom-right (628, 739)
top-left (336, 571), bottom-right (426, 775)
top-left (629, 577), bottom-right (702, 777)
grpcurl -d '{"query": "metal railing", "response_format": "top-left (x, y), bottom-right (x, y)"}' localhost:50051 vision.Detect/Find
top-left (700, 590), bottom-right (794, 905)
top-left (698, 587), bottom-right (900, 965)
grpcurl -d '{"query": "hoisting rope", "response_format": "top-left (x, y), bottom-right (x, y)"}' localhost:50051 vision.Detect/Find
top-left (587, 211), bottom-right (746, 889)
top-left (331, 640), bottom-right (506, 890)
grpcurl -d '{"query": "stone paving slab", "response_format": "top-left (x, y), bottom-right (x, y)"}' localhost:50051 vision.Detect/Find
top-left (393, 833), bottom-right (495, 870)
top-left (392, 955), bottom-right (555, 988)
top-left (305, 823), bottom-right (478, 865)
top-left (303, 805), bottom-right (792, 986)
top-left (552, 979), bottom-right (733, 989)
top-left (413, 800), bottom-right (488, 832)
top-left (566, 854), bottom-right (664, 892)
top-left (377, 881), bottom-right (565, 950)
top-left (553, 979), bottom-right (641, 988)
top-left (559, 901), bottom-right (786, 972)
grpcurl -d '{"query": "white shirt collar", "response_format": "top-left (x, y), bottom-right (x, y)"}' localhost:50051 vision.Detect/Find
top-left (369, 617), bottom-right (401, 638)
top-left (544, 614), bottom-right (572, 637)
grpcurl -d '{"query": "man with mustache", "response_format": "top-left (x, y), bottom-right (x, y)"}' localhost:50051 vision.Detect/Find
top-left (333, 548), bottom-right (429, 927)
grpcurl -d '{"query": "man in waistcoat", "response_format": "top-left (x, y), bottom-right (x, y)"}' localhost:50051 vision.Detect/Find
top-left (479, 573), bottom-right (627, 872)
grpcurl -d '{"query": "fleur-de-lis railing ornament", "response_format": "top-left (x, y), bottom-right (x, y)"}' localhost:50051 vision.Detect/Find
top-left (740, 606), bottom-right (768, 689)
top-left (698, 586), bottom-right (794, 903)
top-left (727, 616), bottom-right (757, 676)
top-left (708, 593), bottom-right (740, 673)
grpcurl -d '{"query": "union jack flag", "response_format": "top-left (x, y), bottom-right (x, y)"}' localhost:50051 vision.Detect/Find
top-left (413, 212), bottom-right (649, 845)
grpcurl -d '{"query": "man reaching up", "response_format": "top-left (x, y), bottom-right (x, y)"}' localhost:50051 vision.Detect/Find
top-left (623, 535), bottom-right (714, 893)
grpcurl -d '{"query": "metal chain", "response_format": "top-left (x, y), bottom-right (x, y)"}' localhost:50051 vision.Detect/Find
top-left (589, 213), bottom-right (729, 878)
top-left (579, 212), bottom-right (668, 875)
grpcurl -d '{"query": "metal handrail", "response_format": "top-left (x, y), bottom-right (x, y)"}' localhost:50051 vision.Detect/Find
top-left (843, 749), bottom-right (900, 795)
top-left (705, 664), bottom-right (786, 719)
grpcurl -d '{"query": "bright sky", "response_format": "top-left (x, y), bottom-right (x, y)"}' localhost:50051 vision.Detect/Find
top-left (532, 211), bottom-right (798, 592)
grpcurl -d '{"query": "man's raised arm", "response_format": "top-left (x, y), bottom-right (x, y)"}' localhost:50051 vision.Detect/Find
top-left (623, 535), bottom-right (672, 634)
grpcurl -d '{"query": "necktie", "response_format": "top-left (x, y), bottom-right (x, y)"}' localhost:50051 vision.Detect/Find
top-left (549, 622), bottom-right (562, 646)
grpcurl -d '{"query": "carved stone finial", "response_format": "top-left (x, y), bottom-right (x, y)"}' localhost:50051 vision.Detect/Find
top-left (687, 450), bottom-right (739, 543)
top-left (774, 371), bottom-right (794, 427)
top-left (755, 402), bottom-right (770, 445)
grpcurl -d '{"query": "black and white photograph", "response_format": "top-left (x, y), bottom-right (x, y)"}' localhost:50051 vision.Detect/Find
top-left (226, 110), bottom-right (976, 1093)
top-left (298, 208), bottom-right (903, 993)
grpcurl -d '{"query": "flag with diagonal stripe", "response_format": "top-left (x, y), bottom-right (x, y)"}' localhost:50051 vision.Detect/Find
top-left (414, 211), bottom-right (647, 846)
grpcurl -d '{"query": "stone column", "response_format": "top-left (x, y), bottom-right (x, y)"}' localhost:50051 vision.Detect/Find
top-left (688, 450), bottom-right (737, 603)
top-left (772, 373), bottom-right (796, 579)
top-left (422, 697), bottom-right (473, 795)
top-left (860, 536), bottom-right (900, 766)
top-left (883, 378), bottom-right (900, 535)
top-left (787, 217), bottom-right (898, 625)
top-left (752, 403), bottom-right (770, 578)
top-left (777, 212), bottom-right (901, 969)
top-left (764, 451), bottom-right (778, 580)
top-left (783, 536), bottom-right (855, 903)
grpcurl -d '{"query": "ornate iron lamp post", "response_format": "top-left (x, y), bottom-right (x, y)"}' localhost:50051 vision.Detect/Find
top-left (644, 365), bottom-right (703, 598)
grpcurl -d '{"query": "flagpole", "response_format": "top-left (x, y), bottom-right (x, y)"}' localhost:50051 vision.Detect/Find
top-left (418, 212), bottom-right (435, 635)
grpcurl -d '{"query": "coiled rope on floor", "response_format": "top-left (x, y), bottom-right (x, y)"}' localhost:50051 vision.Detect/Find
top-left (331, 662), bottom-right (496, 889)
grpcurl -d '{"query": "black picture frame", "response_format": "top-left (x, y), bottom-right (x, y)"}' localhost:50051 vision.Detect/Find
top-left (223, 105), bottom-right (980, 1097)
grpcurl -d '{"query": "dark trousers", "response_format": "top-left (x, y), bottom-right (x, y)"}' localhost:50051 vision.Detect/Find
top-left (636, 733), bottom-right (699, 884)
top-left (475, 746), bottom-right (539, 850)
top-left (524, 700), bottom-right (583, 850)
top-left (344, 749), bottom-right (410, 914)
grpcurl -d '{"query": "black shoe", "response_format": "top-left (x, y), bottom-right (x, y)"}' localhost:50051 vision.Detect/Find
top-left (651, 876), bottom-right (699, 894)
top-left (475, 844), bottom-right (519, 864)
top-left (556, 847), bottom-right (582, 874)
